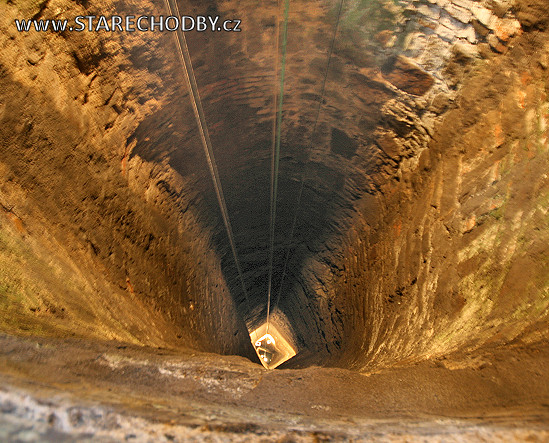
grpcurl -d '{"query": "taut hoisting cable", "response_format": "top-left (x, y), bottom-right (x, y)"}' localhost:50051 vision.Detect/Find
top-left (266, 0), bottom-right (290, 334)
top-left (271, 0), bottom-right (345, 315)
top-left (162, 0), bottom-right (253, 324)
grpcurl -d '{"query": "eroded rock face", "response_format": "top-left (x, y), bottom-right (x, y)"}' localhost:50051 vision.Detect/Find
top-left (332, 31), bottom-right (549, 370)
top-left (0, 0), bottom-right (251, 356)
top-left (0, 0), bottom-right (547, 375)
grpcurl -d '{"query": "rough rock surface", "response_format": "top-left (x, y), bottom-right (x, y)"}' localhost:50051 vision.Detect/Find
top-left (0, 0), bottom-right (548, 439)
top-left (1, 332), bottom-right (549, 441)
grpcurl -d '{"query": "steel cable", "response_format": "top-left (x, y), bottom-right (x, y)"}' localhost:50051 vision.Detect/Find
top-left (162, 0), bottom-right (254, 328)
top-left (270, 0), bottom-right (345, 316)
top-left (266, 0), bottom-right (290, 333)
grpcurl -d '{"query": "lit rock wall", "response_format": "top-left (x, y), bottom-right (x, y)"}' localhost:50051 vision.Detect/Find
top-left (0, 0), bottom-right (251, 355)
top-left (273, 0), bottom-right (549, 367)
top-left (0, 0), bottom-right (547, 369)
top-left (327, 0), bottom-right (549, 370)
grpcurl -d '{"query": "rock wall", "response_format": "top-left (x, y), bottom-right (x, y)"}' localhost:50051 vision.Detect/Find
top-left (0, 0), bottom-right (251, 355)
top-left (269, 0), bottom-right (549, 367)
top-left (0, 0), bottom-right (547, 370)
top-left (332, 26), bottom-right (549, 369)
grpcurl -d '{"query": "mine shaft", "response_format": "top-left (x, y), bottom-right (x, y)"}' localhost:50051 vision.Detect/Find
top-left (0, 0), bottom-right (548, 440)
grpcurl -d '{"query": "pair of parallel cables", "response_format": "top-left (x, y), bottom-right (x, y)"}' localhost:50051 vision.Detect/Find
top-left (163, 0), bottom-right (344, 333)
top-left (266, 0), bottom-right (344, 332)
